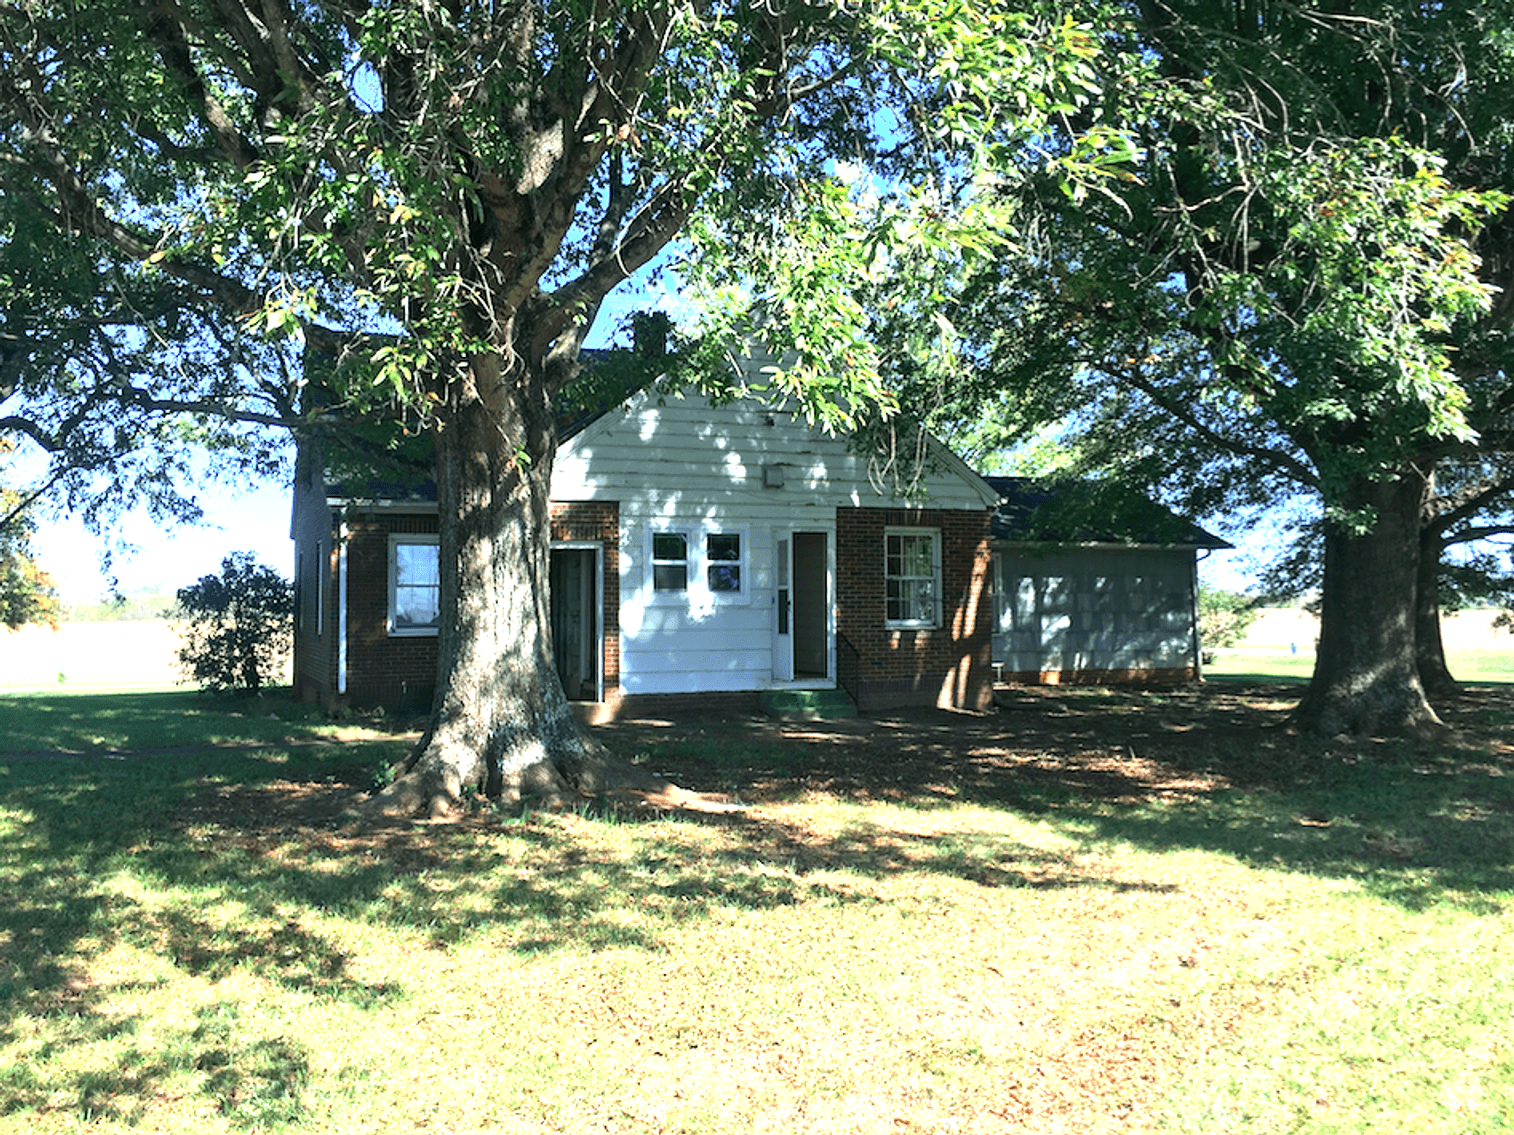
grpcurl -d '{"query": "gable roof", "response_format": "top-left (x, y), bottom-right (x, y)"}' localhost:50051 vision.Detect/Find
top-left (986, 476), bottom-right (1232, 550)
top-left (313, 342), bottom-right (1000, 512)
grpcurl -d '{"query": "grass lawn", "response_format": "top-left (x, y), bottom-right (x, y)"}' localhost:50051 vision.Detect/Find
top-left (1206, 647), bottom-right (1514, 685)
top-left (1, 680), bottom-right (1512, 1133)
top-left (1206, 610), bottom-right (1514, 686)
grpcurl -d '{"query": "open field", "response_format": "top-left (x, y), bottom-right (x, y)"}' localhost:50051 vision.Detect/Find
top-left (1208, 607), bottom-right (1514, 684)
top-left (1, 683), bottom-right (1512, 1133)
top-left (0, 622), bottom-right (292, 693)
top-left (5, 608), bottom-right (1508, 695)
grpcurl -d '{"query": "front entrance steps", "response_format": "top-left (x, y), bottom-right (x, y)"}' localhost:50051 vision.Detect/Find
top-left (758, 688), bottom-right (858, 721)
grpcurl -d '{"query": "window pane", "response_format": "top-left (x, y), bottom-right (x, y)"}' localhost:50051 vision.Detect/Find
top-left (913, 578), bottom-right (935, 617)
top-left (885, 531), bottom-right (938, 625)
top-left (652, 531), bottom-right (688, 592)
top-left (903, 535), bottom-right (933, 576)
top-left (393, 542), bottom-right (440, 629)
top-left (653, 533), bottom-right (687, 561)
top-left (888, 579), bottom-right (935, 623)
top-left (395, 588), bottom-right (439, 628)
top-left (707, 533), bottom-right (740, 561)
top-left (887, 578), bottom-right (923, 623)
top-left (707, 532), bottom-right (741, 593)
top-left (653, 563), bottom-right (687, 591)
top-left (395, 543), bottom-right (439, 587)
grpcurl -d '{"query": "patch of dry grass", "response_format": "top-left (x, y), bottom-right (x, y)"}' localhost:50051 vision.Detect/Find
top-left (2, 685), bottom-right (1513, 1132)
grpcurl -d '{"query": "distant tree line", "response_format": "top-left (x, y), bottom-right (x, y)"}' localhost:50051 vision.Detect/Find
top-left (60, 591), bottom-right (177, 624)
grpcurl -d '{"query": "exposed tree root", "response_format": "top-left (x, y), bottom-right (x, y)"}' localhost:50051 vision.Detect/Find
top-left (346, 726), bottom-right (669, 823)
top-left (1288, 686), bottom-right (1448, 740)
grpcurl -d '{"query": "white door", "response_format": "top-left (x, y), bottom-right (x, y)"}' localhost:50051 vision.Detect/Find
top-left (772, 535), bottom-right (794, 681)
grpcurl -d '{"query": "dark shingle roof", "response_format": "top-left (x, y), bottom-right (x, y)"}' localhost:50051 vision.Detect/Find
top-left (986, 476), bottom-right (1231, 550)
top-left (323, 347), bottom-right (652, 503)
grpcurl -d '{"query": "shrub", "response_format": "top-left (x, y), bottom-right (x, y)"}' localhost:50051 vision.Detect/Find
top-left (1198, 585), bottom-right (1260, 664)
top-left (1, 443), bottom-right (61, 630)
top-left (175, 552), bottom-right (292, 694)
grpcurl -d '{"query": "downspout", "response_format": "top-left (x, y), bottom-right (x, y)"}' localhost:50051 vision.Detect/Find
top-left (1190, 548), bottom-right (1209, 681)
top-left (337, 513), bottom-right (350, 697)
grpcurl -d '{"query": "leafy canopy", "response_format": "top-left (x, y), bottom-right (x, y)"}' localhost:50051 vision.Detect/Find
top-left (872, 3), bottom-right (1513, 551)
top-left (0, 0), bottom-right (1133, 492)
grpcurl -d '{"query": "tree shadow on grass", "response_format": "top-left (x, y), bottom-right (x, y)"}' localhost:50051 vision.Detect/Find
top-left (1, 726), bottom-right (1189, 1123)
top-left (0, 993), bottom-right (312, 1130)
top-left (1013, 683), bottom-right (1514, 911)
top-left (0, 837), bottom-right (321, 1127)
top-left (594, 681), bottom-right (1514, 913)
top-left (0, 724), bottom-right (1181, 1010)
top-left (4, 684), bottom-right (1510, 1121)
top-left (0, 745), bottom-right (397, 1048)
top-left (142, 772), bottom-right (1174, 954)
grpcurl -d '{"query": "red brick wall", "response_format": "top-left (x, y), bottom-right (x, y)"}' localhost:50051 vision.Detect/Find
top-left (836, 506), bottom-right (994, 712)
top-left (305, 502), bottom-right (620, 710)
top-left (343, 513), bottom-right (440, 708)
top-left (549, 500), bottom-right (621, 697)
top-left (587, 690), bottom-right (760, 723)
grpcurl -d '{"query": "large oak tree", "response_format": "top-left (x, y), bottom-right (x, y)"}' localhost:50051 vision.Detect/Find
top-left (0, 0), bottom-right (1106, 812)
top-left (890, 1), bottom-right (1514, 736)
top-left (1115, 1), bottom-right (1514, 736)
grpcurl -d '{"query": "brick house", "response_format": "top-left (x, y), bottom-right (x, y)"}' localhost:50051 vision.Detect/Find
top-left (290, 384), bottom-right (1000, 717)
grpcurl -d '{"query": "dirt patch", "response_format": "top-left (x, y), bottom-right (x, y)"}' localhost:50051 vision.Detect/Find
top-left (594, 680), bottom-right (1512, 808)
top-left (158, 680), bottom-right (1514, 842)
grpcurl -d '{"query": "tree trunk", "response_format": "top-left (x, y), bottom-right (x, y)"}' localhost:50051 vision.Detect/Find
top-left (360, 352), bottom-right (656, 818)
top-left (1292, 472), bottom-right (1443, 736)
top-left (1414, 525), bottom-right (1461, 699)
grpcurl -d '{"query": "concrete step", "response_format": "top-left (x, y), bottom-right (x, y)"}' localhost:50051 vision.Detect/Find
top-left (759, 688), bottom-right (858, 721)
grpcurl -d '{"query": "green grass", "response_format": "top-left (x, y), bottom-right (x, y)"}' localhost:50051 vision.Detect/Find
top-left (0, 689), bottom-right (407, 754)
top-left (1206, 647), bottom-right (1514, 684)
top-left (1, 690), bottom-right (1512, 1132)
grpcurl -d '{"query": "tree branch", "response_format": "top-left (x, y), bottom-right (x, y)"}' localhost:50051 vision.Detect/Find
top-left (1109, 359), bottom-right (1322, 489)
top-left (1425, 470), bottom-right (1514, 536)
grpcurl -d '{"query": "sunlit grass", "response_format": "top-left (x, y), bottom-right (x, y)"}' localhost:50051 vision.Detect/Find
top-left (1, 691), bottom-right (1511, 1132)
top-left (1206, 647), bottom-right (1514, 685)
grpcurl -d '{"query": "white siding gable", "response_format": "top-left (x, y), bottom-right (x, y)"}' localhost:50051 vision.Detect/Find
top-left (552, 388), bottom-right (996, 512)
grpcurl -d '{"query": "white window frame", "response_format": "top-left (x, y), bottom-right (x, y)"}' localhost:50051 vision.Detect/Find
top-left (646, 525), bottom-right (750, 605)
top-left (649, 528), bottom-right (692, 594)
top-left (703, 530), bottom-right (747, 599)
top-left (884, 526), bottom-right (942, 629)
top-left (388, 533), bottom-right (441, 636)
